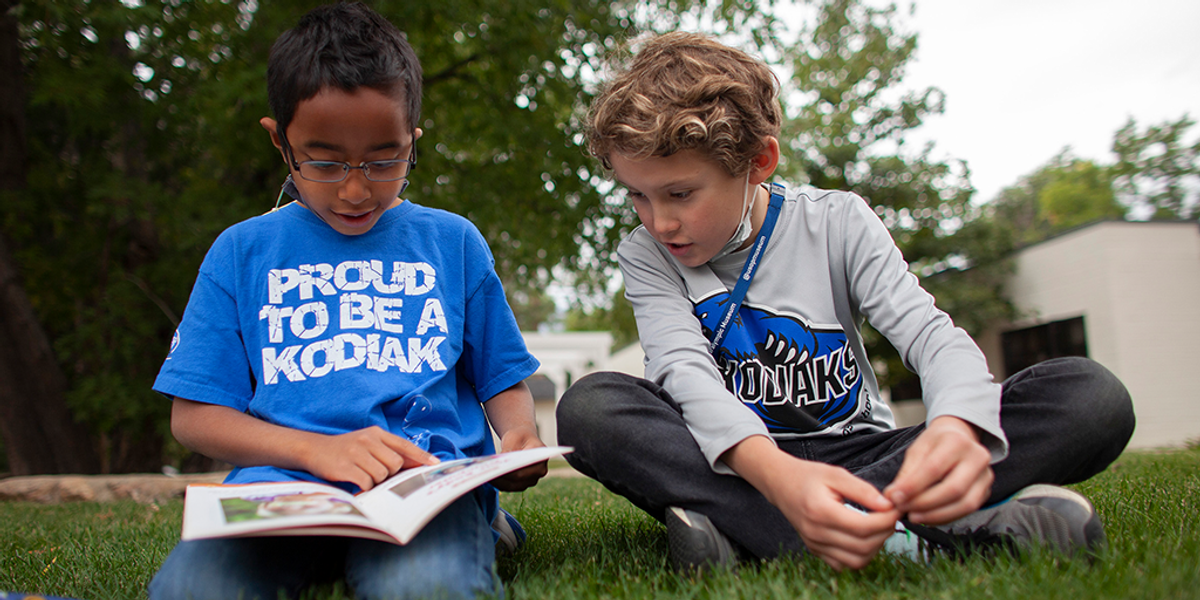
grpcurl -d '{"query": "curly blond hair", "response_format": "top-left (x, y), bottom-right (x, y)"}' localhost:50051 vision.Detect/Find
top-left (586, 32), bottom-right (781, 177)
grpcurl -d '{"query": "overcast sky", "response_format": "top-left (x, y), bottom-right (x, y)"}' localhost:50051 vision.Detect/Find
top-left (897, 0), bottom-right (1200, 203)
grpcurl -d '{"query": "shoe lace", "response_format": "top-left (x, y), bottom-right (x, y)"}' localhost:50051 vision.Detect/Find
top-left (901, 520), bottom-right (1017, 559)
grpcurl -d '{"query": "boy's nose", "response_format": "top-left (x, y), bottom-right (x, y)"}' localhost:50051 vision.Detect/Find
top-left (339, 170), bottom-right (371, 203)
top-left (651, 207), bottom-right (681, 236)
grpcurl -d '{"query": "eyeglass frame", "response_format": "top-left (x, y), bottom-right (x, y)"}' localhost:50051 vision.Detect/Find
top-left (278, 130), bottom-right (418, 183)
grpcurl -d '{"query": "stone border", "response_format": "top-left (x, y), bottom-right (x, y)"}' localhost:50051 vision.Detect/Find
top-left (0, 472), bottom-right (228, 504)
top-left (0, 465), bottom-right (583, 504)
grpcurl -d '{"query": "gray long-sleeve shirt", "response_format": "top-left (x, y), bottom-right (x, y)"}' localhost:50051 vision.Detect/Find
top-left (618, 185), bottom-right (1005, 475)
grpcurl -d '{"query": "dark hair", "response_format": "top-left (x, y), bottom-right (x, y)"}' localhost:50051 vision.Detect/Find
top-left (267, 2), bottom-right (422, 137)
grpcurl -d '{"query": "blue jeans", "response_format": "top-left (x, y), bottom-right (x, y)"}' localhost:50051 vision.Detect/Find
top-left (556, 357), bottom-right (1135, 559)
top-left (148, 495), bottom-right (498, 600)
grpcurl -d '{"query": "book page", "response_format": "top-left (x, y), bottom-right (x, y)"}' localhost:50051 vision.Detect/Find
top-left (180, 446), bottom-right (571, 545)
top-left (357, 446), bottom-right (571, 543)
top-left (181, 481), bottom-right (397, 542)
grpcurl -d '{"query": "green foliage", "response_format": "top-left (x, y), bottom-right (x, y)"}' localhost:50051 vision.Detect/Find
top-left (3, 448), bottom-right (1199, 599)
top-left (1111, 115), bottom-right (1200, 220)
top-left (384, 0), bottom-right (639, 292)
top-left (507, 283), bottom-right (559, 332)
top-left (7, 0), bottom-right (264, 472)
top-left (985, 115), bottom-right (1199, 255)
top-left (774, 0), bottom-right (1002, 389)
top-left (564, 285), bottom-right (638, 349)
top-left (3, 0), bottom-right (648, 471)
top-left (988, 151), bottom-right (1125, 248)
top-left (20, 0), bottom-right (1161, 469)
top-left (1038, 159), bottom-right (1122, 229)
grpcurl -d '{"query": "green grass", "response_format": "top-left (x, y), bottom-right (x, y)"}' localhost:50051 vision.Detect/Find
top-left (3, 447), bottom-right (1199, 599)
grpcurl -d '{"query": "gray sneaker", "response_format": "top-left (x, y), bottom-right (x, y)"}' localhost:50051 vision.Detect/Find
top-left (664, 506), bottom-right (737, 572)
top-left (907, 484), bottom-right (1106, 558)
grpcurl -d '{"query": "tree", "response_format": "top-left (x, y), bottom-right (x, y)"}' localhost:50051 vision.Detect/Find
top-left (988, 150), bottom-right (1125, 248)
top-left (1037, 158), bottom-right (1123, 229)
top-left (0, 0), bottom-right (662, 473)
top-left (3, 0), bottom-right (269, 474)
top-left (0, 0), bottom-right (101, 475)
top-left (774, 0), bottom-right (1011, 390)
top-left (564, 285), bottom-right (638, 350)
top-left (1111, 115), bottom-right (1200, 220)
top-left (0, 0), bottom-right (1027, 470)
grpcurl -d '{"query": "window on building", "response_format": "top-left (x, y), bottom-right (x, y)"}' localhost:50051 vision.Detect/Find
top-left (1001, 316), bottom-right (1088, 378)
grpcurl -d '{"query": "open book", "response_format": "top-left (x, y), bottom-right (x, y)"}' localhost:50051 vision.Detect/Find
top-left (180, 446), bottom-right (571, 545)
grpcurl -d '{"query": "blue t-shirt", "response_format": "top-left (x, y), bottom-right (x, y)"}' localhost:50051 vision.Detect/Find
top-left (153, 200), bottom-right (539, 491)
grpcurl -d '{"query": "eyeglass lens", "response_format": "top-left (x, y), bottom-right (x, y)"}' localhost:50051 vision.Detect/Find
top-left (297, 160), bottom-right (410, 183)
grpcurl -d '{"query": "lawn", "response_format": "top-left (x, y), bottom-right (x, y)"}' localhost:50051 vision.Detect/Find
top-left (2, 447), bottom-right (1198, 600)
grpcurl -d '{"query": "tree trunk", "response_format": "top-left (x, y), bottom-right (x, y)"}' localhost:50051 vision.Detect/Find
top-left (0, 0), bottom-right (100, 475)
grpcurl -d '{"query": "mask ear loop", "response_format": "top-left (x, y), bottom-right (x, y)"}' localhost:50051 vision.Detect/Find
top-left (272, 174), bottom-right (302, 213)
top-left (740, 169), bottom-right (754, 221)
top-left (272, 133), bottom-right (298, 213)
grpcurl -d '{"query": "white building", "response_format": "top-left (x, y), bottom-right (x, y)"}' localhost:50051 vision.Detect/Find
top-left (519, 331), bottom-right (644, 446)
top-left (973, 220), bottom-right (1200, 449)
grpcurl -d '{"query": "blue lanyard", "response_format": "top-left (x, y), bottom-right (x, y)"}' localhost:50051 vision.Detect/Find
top-left (707, 182), bottom-right (785, 355)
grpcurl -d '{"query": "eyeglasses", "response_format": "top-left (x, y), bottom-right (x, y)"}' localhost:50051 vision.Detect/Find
top-left (279, 132), bottom-right (418, 183)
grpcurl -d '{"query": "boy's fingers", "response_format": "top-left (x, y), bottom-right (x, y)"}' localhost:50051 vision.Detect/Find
top-left (493, 460), bottom-right (549, 491)
top-left (835, 470), bottom-right (894, 513)
top-left (889, 416), bottom-right (989, 510)
top-left (346, 468), bottom-right (377, 492)
top-left (885, 437), bottom-right (962, 506)
top-left (906, 464), bottom-right (993, 524)
top-left (832, 504), bottom-right (900, 538)
top-left (366, 443), bottom-right (407, 478)
top-left (380, 434), bottom-right (440, 467)
top-left (806, 525), bottom-right (892, 570)
top-left (890, 432), bottom-right (992, 521)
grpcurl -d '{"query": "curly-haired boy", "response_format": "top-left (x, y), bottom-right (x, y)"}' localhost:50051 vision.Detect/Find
top-left (557, 32), bottom-right (1134, 572)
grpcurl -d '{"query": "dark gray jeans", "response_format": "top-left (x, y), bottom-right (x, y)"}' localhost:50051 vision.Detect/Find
top-left (555, 357), bottom-right (1135, 559)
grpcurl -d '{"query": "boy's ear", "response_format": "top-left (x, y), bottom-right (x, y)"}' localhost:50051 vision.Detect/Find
top-left (260, 117), bottom-right (285, 152)
top-left (749, 136), bottom-right (781, 186)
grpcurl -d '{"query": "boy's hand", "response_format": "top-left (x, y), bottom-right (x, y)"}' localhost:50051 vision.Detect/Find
top-left (169, 400), bottom-right (438, 493)
top-left (724, 436), bottom-right (898, 571)
top-left (483, 381), bottom-right (548, 492)
top-left (303, 426), bottom-right (439, 492)
top-left (883, 416), bottom-right (993, 525)
top-left (490, 427), bottom-right (548, 492)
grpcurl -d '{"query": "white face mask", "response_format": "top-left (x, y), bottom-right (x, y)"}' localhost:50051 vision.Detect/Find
top-left (710, 171), bottom-right (756, 261)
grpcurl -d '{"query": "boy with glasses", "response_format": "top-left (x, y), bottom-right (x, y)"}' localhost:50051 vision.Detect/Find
top-left (149, 4), bottom-right (545, 598)
top-left (556, 32), bottom-right (1135, 572)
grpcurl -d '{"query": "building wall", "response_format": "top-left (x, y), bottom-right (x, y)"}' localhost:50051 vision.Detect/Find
top-left (979, 221), bottom-right (1200, 449)
top-left (521, 331), bottom-right (614, 447)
